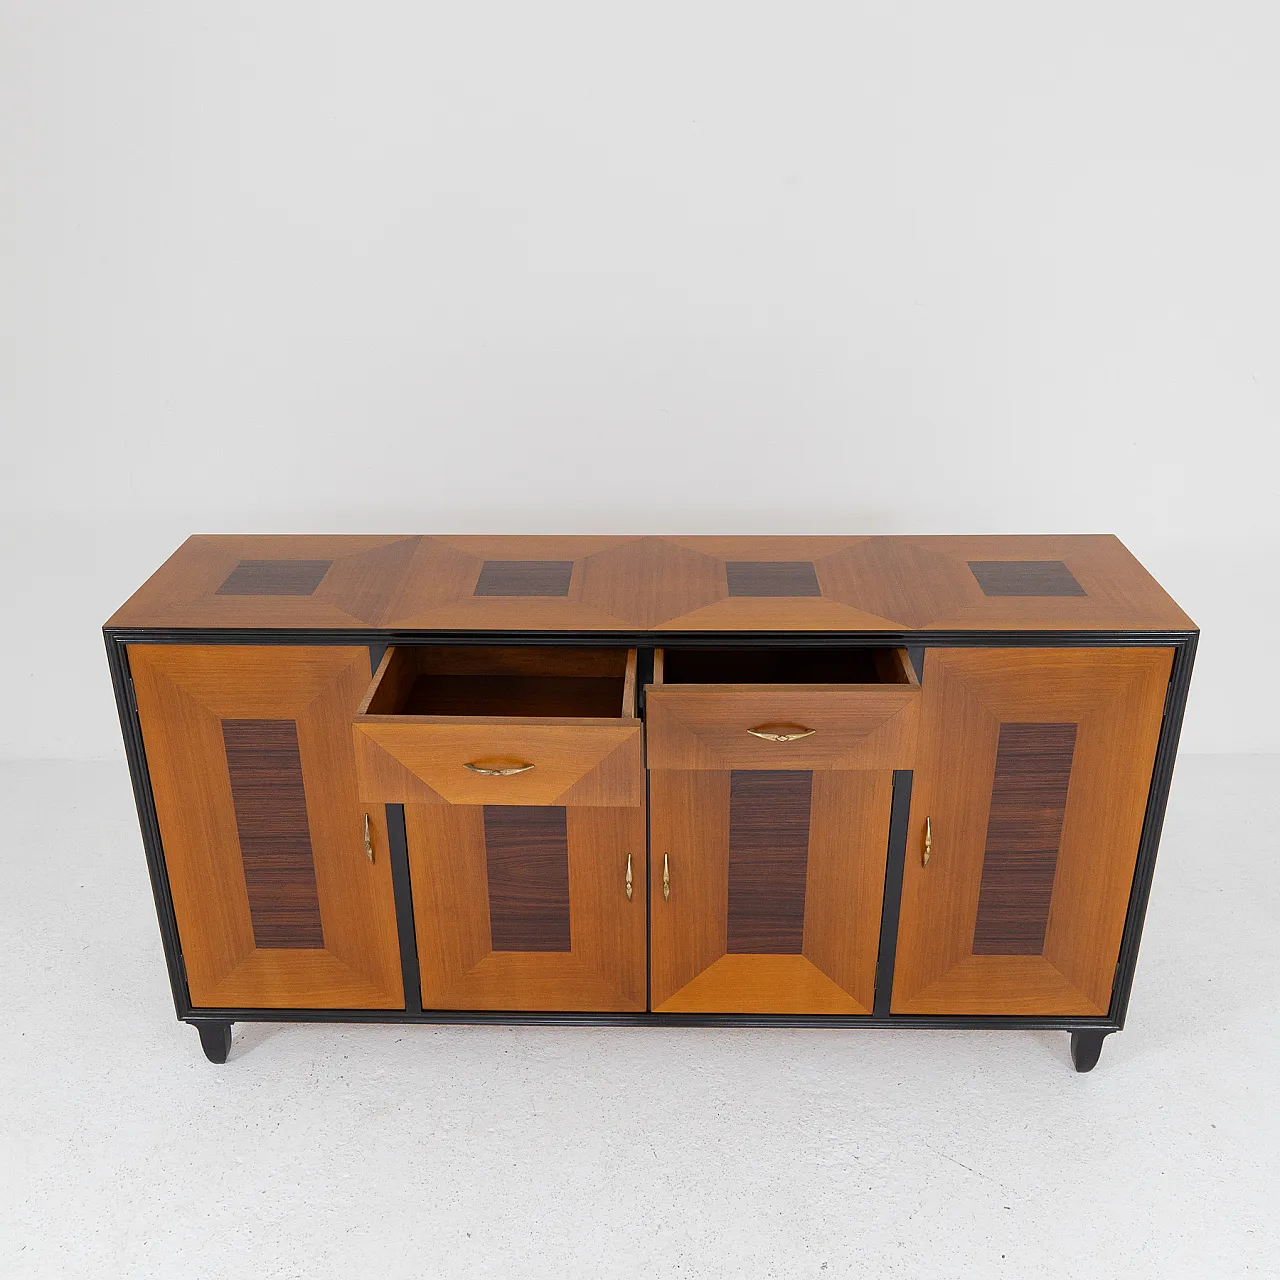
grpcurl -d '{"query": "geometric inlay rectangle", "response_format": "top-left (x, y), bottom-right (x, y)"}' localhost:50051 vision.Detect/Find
top-left (972, 722), bottom-right (1078, 956)
top-left (967, 560), bottom-right (1086, 597)
top-left (473, 560), bottom-right (574, 597)
top-left (725, 561), bottom-right (822, 597)
top-left (727, 770), bottom-right (813, 953)
top-left (482, 806), bottom-right (572, 952)
top-left (221, 719), bottom-right (325, 949)
top-left (215, 559), bottom-right (333, 596)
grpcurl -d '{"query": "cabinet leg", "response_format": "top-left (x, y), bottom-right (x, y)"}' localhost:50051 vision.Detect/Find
top-left (1069, 1030), bottom-right (1111, 1073)
top-left (194, 1020), bottom-right (232, 1064)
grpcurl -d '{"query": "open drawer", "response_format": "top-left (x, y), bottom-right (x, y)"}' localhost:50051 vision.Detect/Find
top-left (645, 646), bottom-right (920, 772)
top-left (354, 646), bottom-right (642, 806)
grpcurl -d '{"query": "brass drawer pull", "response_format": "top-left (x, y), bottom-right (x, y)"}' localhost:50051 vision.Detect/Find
top-left (463, 761), bottom-right (535, 776)
top-left (663, 852), bottom-right (670, 901)
top-left (625, 852), bottom-right (633, 901)
top-left (922, 817), bottom-right (932, 868)
top-left (747, 724), bottom-right (816, 743)
top-left (363, 812), bottom-right (375, 863)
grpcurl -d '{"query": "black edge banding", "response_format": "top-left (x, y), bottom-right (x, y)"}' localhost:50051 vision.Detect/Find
top-left (1108, 633), bottom-right (1198, 1025)
top-left (385, 804), bottom-right (423, 1015)
top-left (873, 770), bottom-right (913, 1016)
top-left (104, 632), bottom-right (193, 1019)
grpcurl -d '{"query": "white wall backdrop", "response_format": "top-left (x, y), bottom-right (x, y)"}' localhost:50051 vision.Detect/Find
top-left (2, 1), bottom-right (1277, 759)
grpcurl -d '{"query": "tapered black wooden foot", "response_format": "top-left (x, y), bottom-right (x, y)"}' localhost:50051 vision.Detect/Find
top-left (194, 1021), bottom-right (232, 1064)
top-left (1070, 1030), bottom-right (1111, 1073)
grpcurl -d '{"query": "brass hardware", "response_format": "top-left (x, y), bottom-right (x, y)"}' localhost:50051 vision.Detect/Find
top-left (463, 761), bottom-right (535, 777)
top-left (662, 853), bottom-right (670, 902)
top-left (747, 724), bottom-right (816, 743)
top-left (625, 853), bottom-right (633, 901)
top-left (922, 817), bottom-right (931, 868)
top-left (363, 813), bottom-right (374, 864)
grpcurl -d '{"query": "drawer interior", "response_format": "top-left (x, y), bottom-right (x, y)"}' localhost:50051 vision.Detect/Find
top-left (362, 646), bottom-right (638, 719)
top-left (655, 646), bottom-right (914, 686)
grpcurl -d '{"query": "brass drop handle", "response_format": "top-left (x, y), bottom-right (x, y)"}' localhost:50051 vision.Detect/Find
top-left (747, 725), bottom-right (816, 743)
top-left (363, 813), bottom-right (375, 864)
top-left (463, 761), bottom-right (535, 776)
top-left (662, 853), bottom-right (670, 901)
top-left (625, 852), bottom-right (633, 901)
top-left (922, 817), bottom-right (932, 868)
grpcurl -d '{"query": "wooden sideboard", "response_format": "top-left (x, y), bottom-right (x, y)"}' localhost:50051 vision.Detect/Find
top-left (105, 535), bottom-right (1195, 1070)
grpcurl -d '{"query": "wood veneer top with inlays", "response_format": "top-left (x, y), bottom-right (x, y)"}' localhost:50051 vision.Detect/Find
top-left (105, 534), bottom-right (1195, 633)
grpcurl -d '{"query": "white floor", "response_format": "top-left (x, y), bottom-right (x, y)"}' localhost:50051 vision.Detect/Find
top-left (0, 756), bottom-right (1275, 1279)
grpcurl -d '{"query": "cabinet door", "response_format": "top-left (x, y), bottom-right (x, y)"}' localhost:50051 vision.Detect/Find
top-left (891, 647), bottom-right (1172, 1016)
top-left (650, 768), bottom-right (893, 1013)
top-left (405, 803), bottom-right (646, 1010)
top-left (130, 645), bottom-right (404, 1009)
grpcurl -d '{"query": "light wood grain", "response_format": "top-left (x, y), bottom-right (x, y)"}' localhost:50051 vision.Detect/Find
top-left (801, 769), bottom-right (894, 1013)
top-left (649, 768), bottom-right (892, 1013)
top-left (649, 771), bottom-right (730, 1008)
top-left (354, 719), bottom-right (643, 806)
top-left (622, 648), bottom-right (637, 718)
top-left (646, 685), bottom-right (919, 772)
top-left (654, 954), bottom-right (868, 1014)
top-left (405, 803), bottom-right (646, 1010)
top-left (129, 645), bottom-right (404, 1010)
top-left (108, 534), bottom-right (1196, 633)
top-left (363, 645), bottom-right (633, 691)
top-left (891, 646), bottom-right (1173, 1015)
top-left (108, 535), bottom-right (422, 630)
top-left (354, 645), bottom-right (643, 805)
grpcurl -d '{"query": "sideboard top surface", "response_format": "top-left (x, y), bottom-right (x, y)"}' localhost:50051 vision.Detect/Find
top-left (105, 534), bottom-right (1195, 634)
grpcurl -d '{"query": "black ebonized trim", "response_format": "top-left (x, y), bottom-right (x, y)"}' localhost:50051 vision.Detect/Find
top-left (1070, 1028), bottom-right (1110, 1072)
top-left (386, 804), bottom-right (423, 1015)
top-left (906, 646), bottom-right (925, 682)
top-left (105, 634), bottom-right (190, 1017)
top-left (194, 1020), bottom-right (232, 1063)
top-left (644, 757), bottom-right (652, 1014)
top-left (636, 647), bottom-right (655, 717)
top-left (873, 770), bottom-right (913, 1016)
top-left (180, 1007), bottom-right (1118, 1030)
top-left (1108, 631), bottom-right (1197, 1026)
top-left (105, 627), bottom-right (1199, 650)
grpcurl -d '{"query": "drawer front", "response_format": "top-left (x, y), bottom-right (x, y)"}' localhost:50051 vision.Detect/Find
top-left (645, 685), bottom-right (919, 772)
top-left (354, 718), bottom-right (643, 806)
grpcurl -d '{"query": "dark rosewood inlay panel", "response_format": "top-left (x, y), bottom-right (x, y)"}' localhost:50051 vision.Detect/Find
top-left (725, 561), bottom-right (822, 597)
top-left (483, 806), bottom-right (572, 952)
top-left (216, 559), bottom-right (333, 596)
top-left (473, 560), bottom-right (574, 597)
top-left (221, 719), bottom-right (325, 949)
top-left (727, 770), bottom-right (813, 953)
top-left (972, 722), bottom-right (1078, 955)
top-left (968, 560), bottom-right (1086, 597)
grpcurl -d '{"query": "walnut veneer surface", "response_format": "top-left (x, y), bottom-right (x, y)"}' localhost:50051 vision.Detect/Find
top-left (106, 535), bottom-right (1195, 633)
